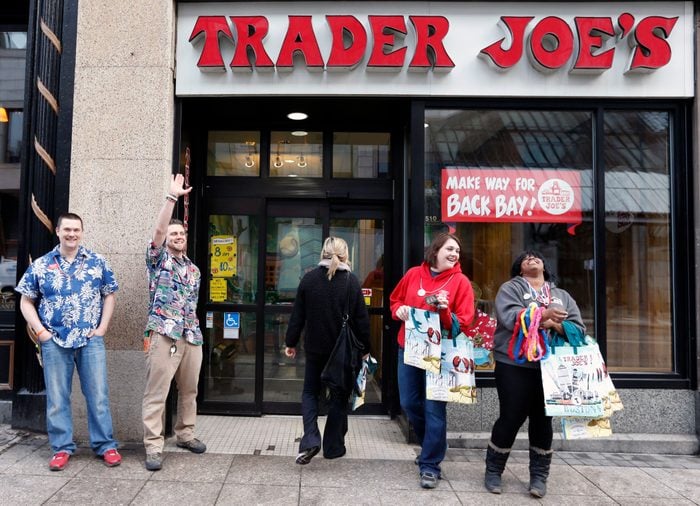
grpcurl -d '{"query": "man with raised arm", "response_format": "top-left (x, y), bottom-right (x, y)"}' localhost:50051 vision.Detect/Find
top-left (142, 174), bottom-right (206, 471)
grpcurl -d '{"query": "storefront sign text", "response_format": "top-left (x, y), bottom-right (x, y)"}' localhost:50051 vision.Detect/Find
top-left (480, 14), bottom-right (677, 73)
top-left (189, 15), bottom-right (454, 72)
top-left (441, 168), bottom-right (582, 224)
top-left (188, 13), bottom-right (678, 74)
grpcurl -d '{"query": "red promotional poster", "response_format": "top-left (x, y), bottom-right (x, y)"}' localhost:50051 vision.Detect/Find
top-left (441, 168), bottom-right (582, 225)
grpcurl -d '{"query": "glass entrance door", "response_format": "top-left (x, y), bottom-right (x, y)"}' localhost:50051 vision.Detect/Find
top-left (200, 200), bottom-right (391, 415)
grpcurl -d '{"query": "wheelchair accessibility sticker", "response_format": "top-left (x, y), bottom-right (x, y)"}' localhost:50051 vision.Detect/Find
top-left (224, 312), bottom-right (240, 339)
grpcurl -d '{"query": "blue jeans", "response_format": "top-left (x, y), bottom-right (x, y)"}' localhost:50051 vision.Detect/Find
top-left (398, 348), bottom-right (447, 476)
top-left (299, 352), bottom-right (349, 458)
top-left (40, 336), bottom-right (117, 455)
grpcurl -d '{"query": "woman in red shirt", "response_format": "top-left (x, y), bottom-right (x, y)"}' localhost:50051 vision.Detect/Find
top-left (390, 233), bottom-right (474, 489)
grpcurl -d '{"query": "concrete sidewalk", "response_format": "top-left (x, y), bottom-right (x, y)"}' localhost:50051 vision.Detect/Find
top-left (1, 416), bottom-right (699, 505)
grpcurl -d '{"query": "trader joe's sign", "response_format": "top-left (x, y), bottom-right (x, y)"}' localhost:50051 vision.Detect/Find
top-left (441, 168), bottom-right (582, 224)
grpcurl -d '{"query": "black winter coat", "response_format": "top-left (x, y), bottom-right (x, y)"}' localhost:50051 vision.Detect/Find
top-left (285, 267), bottom-right (371, 355)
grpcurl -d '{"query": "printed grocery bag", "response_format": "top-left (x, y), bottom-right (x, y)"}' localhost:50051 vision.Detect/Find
top-left (561, 417), bottom-right (613, 439)
top-left (403, 308), bottom-right (442, 374)
top-left (426, 317), bottom-right (477, 404)
top-left (540, 344), bottom-right (605, 418)
top-left (351, 355), bottom-right (378, 411)
top-left (592, 345), bottom-right (623, 416)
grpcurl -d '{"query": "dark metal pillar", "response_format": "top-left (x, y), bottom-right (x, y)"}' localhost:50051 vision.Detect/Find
top-left (12, 0), bottom-right (77, 431)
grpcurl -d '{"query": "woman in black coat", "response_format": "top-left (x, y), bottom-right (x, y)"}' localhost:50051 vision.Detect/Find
top-left (285, 236), bottom-right (370, 465)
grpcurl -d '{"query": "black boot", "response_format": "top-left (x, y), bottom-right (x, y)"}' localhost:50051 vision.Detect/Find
top-left (484, 442), bottom-right (510, 494)
top-left (528, 447), bottom-right (553, 498)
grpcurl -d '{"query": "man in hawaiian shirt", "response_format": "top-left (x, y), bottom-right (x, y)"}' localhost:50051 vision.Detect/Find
top-left (142, 173), bottom-right (206, 471)
top-left (16, 213), bottom-right (121, 471)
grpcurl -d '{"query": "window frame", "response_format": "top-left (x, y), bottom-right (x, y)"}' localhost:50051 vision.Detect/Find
top-left (414, 98), bottom-right (695, 390)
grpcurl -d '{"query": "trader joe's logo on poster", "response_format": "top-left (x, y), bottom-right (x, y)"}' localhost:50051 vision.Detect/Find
top-left (441, 168), bottom-right (582, 224)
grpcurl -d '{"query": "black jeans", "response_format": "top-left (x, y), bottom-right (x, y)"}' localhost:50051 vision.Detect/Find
top-left (490, 361), bottom-right (553, 450)
top-left (299, 351), bottom-right (349, 458)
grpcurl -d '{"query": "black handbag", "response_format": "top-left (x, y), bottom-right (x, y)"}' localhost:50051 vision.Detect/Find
top-left (320, 272), bottom-right (366, 395)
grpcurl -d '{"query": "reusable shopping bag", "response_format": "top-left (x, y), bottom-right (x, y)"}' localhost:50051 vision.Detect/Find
top-left (403, 307), bottom-right (442, 374)
top-left (426, 316), bottom-right (477, 404)
top-left (561, 417), bottom-right (613, 439)
top-left (546, 324), bottom-right (622, 419)
top-left (351, 354), bottom-right (378, 411)
top-left (540, 342), bottom-right (606, 418)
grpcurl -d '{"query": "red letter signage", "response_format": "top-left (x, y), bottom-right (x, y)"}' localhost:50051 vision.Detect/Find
top-left (527, 16), bottom-right (574, 72)
top-left (628, 16), bottom-right (678, 73)
top-left (229, 16), bottom-right (275, 71)
top-left (367, 16), bottom-right (407, 70)
top-left (479, 16), bottom-right (534, 70)
top-left (408, 16), bottom-right (455, 72)
top-left (572, 17), bottom-right (615, 72)
top-left (326, 15), bottom-right (367, 70)
top-left (276, 16), bottom-right (325, 72)
top-left (189, 16), bottom-right (233, 72)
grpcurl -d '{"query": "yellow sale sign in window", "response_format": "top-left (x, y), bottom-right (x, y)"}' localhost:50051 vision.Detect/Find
top-left (209, 278), bottom-right (227, 302)
top-left (210, 235), bottom-right (237, 277)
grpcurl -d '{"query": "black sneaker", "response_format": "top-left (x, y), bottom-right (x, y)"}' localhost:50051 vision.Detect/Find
top-left (176, 438), bottom-right (207, 454)
top-left (145, 453), bottom-right (162, 471)
top-left (295, 446), bottom-right (320, 465)
top-left (420, 471), bottom-right (439, 489)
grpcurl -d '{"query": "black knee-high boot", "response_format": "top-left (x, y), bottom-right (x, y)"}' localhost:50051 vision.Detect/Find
top-left (484, 442), bottom-right (511, 494)
top-left (529, 447), bottom-right (553, 498)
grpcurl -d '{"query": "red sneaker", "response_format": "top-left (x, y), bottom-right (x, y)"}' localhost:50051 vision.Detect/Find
top-left (49, 451), bottom-right (70, 471)
top-left (102, 448), bottom-right (122, 467)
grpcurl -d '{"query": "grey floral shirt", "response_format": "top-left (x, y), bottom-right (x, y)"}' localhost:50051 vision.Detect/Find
top-left (15, 245), bottom-right (119, 349)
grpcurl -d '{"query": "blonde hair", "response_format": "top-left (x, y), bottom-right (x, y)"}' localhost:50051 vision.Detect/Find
top-left (320, 236), bottom-right (349, 279)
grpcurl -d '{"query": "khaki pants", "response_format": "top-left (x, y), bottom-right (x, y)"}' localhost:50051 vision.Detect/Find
top-left (142, 332), bottom-right (202, 453)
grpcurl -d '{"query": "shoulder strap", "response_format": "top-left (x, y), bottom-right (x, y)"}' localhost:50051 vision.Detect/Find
top-left (344, 271), bottom-right (350, 317)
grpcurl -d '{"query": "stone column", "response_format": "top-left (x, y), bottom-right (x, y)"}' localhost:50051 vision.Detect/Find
top-left (68, 1), bottom-right (176, 442)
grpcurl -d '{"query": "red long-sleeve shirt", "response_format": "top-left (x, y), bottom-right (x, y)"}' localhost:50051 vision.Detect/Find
top-left (390, 262), bottom-right (474, 348)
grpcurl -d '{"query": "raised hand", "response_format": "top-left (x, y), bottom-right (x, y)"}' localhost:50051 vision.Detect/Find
top-left (169, 173), bottom-right (192, 198)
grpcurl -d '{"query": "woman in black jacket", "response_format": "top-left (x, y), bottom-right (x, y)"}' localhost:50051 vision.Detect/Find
top-left (285, 236), bottom-right (370, 465)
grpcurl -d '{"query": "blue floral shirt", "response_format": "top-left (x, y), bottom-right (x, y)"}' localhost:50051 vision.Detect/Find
top-left (15, 245), bottom-right (119, 349)
top-left (145, 242), bottom-right (202, 345)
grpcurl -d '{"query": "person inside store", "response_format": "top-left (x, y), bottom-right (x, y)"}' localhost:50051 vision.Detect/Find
top-left (362, 254), bottom-right (384, 288)
top-left (390, 232), bottom-right (474, 489)
top-left (284, 236), bottom-right (370, 465)
top-left (484, 250), bottom-right (584, 498)
top-left (16, 213), bottom-right (122, 470)
top-left (141, 174), bottom-right (206, 471)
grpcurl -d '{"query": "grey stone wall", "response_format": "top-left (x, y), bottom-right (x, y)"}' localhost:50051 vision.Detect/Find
top-left (447, 388), bottom-right (697, 435)
top-left (68, 1), bottom-right (176, 443)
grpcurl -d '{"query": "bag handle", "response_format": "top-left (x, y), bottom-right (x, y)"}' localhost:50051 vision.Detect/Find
top-left (450, 314), bottom-right (461, 346)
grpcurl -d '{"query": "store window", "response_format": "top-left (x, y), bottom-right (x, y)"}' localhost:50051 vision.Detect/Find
top-left (603, 111), bottom-right (671, 372)
top-left (332, 132), bottom-right (390, 178)
top-left (424, 107), bottom-right (676, 374)
top-left (270, 131), bottom-right (322, 177)
top-left (0, 31), bottom-right (25, 319)
top-left (207, 131), bottom-right (260, 176)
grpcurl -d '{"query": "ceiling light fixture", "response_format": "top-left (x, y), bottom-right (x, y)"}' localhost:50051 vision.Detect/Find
top-left (287, 112), bottom-right (308, 121)
top-left (273, 142), bottom-right (284, 168)
top-left (291, 131), bottom-right (308, 137)
top-left (244, 142), bottom-right (256, 168)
